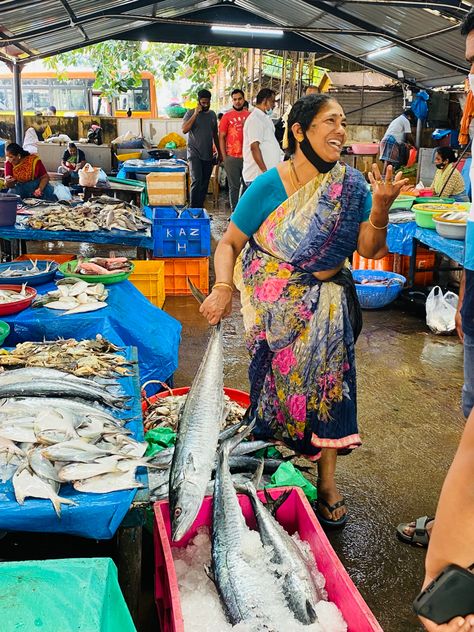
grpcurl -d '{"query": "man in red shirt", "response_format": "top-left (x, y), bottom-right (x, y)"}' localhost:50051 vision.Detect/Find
top-left (218, 89), bottom-right (250, 211)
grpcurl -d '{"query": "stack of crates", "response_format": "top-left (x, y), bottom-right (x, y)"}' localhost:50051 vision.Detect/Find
top-left (352, 246), bottom-right (435, 285)
top-left (148, 206), bottom-right (211, 296)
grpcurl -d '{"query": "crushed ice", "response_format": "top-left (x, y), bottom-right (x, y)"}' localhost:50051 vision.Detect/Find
top-left (172, 527), bottom-right (348, 632)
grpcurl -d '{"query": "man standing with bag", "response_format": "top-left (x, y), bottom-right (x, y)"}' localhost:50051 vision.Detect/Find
top-left (219, 89), bottom-right (250, 211)
top-left (182, 89), bottom-right (220, 208)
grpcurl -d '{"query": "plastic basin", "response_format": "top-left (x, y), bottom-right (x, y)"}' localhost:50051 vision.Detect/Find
top-left (413, 203), bottom-right (455, 229)
top-left (352, 270), bottom-right (406, 309)
top-left (142, 385), bottom-right (250, 413)
top-left (433, 218), bottom-right (466, 240)
top-left (58, 260), bottom-right (134, 285)
top-left (0, 285), bottom-right (37, 315)
top-left (0, 320), bottom-right (10, 345)
top-left (0, 260), bottom-right (58, 286)
top-left (351, 143), bottom-right (379, 155)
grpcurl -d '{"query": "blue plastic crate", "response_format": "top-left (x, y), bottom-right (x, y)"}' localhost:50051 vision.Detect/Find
top-left (152, 207), bottom-right (211, 257)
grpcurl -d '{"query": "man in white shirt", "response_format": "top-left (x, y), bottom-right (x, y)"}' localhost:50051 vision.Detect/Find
top-left (242, 88), bottom-right (282, 186)
top-left (379, 110), bottom-right (415, 173)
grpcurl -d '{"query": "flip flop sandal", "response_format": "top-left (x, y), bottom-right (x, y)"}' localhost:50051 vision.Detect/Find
top-left (396, 515), bottom-right (434, 548)
top-left (315, 497), bottom-right (348, 530)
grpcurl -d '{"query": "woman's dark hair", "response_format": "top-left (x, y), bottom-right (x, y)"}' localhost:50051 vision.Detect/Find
top-left (6, 142), bottom-right (29, 159)
top-left (436, 146), bottom-right (457, 163)
top-left (68, 142), bottom-right (77, 149)
top-left (461, 10), bottom-right (474, 36)
top-left (286, 94), bottom-right (337, 154)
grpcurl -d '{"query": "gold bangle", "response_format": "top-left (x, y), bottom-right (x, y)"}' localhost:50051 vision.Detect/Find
top-left (368, 215), bottom-right (389, 230)
top-left (213, 282), bottom-right (233, 292)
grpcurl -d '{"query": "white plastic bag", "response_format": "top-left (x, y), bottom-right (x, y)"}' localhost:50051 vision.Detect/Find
top-left (78, 163), bottom-right (100, 187)
top-left (53, 183), bottom-right (72, 201)
top-left (425, 286), bottom-right (458, 334)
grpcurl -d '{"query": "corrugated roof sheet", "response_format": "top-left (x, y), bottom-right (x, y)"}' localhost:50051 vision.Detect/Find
top-left (0, 0), bottom-right (470, 87)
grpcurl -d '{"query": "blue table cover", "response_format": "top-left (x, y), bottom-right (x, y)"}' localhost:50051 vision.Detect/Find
top-left (387, 222), bottom-right (465, 264)
top-left (0, 222), bottom-right (153, 249)
top-left (0, 347), bottom-right (147, 539)
top-left (116, 158), bottom-right (186, 181)
top-left (1, 279), bottom-right (181, 386)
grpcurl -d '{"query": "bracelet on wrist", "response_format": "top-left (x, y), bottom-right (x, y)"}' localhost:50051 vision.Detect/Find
top-left (368, 215), bottom-right (389, 230)
top-left (213, 282), bottom-right (233, 292)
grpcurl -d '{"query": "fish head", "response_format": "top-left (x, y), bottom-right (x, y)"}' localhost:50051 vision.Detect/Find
top-left (170, 478), bottom-right (201, 542)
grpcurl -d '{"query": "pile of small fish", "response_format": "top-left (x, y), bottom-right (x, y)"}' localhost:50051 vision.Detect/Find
top-left (0, 259), bottom-right (55, 278)
top-left (0, 336), bottom-right (134, 378)
top-left (166, 283), bottom-right (325, 629)
top-left (33, 278), bottom-right (108, 315)
top-left (356, 277), bottom-right (404, 287)
top-left (26, 196), bottom-right (151, 233)
top-left (144, 393), bottom-right (247, 433)
top-left (0, 284), bottom-right (29, 304)
top-left (71, 256), bottom-right (132, 276)
top-left (0, 366), bottom-right (152, 514)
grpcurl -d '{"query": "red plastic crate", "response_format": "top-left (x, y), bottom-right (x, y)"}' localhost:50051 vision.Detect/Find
top-left (153, 488), bottom-right (382, 632)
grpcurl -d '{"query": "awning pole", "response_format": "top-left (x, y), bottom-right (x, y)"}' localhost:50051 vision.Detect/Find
top-left (12, 60), bottom-right (23, 144)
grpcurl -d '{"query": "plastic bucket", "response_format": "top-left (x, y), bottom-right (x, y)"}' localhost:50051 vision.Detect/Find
top-left (0, 194), bottom-right (19, 226)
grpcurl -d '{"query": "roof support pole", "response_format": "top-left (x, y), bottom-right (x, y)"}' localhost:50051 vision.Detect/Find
top-left (12, 61), bottom-right (23, 145)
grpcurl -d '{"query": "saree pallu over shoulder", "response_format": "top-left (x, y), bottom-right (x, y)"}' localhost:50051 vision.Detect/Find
top-left (234, 163), bottom-right (368, 456)
top-left (12, 154), bottom-right (39, 183)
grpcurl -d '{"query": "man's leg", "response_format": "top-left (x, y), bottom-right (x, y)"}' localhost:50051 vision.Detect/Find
top-left (224, 156), bottom-right (243, 211)
top-left (462, 332), bottom-right (474, 418)
top-left (188, 157), bottom-right (203, 208)
top-left (197, 160), bottom-right (214, 208)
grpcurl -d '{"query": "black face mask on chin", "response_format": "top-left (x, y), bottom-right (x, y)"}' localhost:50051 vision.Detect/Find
top-left (299, 133), bottom-right (337, 174)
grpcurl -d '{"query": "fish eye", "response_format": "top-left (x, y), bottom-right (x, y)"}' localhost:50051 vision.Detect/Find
top-left (174, 507), bottom-right (182, 518)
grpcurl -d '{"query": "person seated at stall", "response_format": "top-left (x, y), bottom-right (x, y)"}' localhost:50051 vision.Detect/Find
top-left (4, 143), bottom-right (56, 201)
top-left (431, 147), bottom-right (469, 202)
top-left (58, 142), bottom-right (86, 185)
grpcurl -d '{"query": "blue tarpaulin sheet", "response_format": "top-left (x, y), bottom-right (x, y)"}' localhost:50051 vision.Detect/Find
top-left (0, 347), bottom-right (147, 539)
top-left (0, 222), bottom-right (153, 248)
top-left (1, 279), bottom-right (181, 386)
top-left (387, 222), bottom-right (465, 264)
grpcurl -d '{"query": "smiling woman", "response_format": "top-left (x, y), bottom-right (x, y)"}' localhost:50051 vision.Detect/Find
top-left (199, 94), bottom-right (408, 530)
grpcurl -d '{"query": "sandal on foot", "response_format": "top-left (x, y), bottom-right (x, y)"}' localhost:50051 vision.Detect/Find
top-left (396, 515), bottom-right (434, 548)
top-left (315, 497), bottom-right (348, 530)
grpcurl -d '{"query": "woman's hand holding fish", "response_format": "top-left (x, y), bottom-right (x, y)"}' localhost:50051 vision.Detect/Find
top-left (200, 287), bottom-right (233, 326)
top-left (368, 164), bottom-right (410, 211)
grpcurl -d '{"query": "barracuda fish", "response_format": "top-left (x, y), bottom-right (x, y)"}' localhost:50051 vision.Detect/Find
top-left (152, 439), bottom-right (277, 468)
top-left (0, 367), bottom-right (109, 391)
top-left (212, 423), bottom-right (278, 631)
top-left (0, 397), bottom-right (123, 426)
top-left (169, 281), bottom-right (225, 542)
top-left (236, 462), bottom-right (323, 625)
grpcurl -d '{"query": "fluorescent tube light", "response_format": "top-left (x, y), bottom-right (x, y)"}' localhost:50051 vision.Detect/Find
top-left (211, 25), bottom-right (284, 36)
top-left (367, 46), bottom-right (394, 59)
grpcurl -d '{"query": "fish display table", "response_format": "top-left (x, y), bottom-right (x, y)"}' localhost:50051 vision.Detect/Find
top-left (1, 280), bottom-right (181, 386)
top-left (0, 222), bottom-right (154, 258)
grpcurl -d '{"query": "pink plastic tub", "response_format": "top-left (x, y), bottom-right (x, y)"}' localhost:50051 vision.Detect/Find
top-left (351, 143), bottom-right (380, 155)
top-left (153, 487), bottom-right (383, 632)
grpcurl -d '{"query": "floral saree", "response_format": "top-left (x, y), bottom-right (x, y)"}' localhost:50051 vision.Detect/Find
top-left (234, 162), bottom-right (369, 457)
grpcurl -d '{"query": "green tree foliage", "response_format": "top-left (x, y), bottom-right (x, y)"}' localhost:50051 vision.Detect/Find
top-left (45, 41), bottom-right (247, 100)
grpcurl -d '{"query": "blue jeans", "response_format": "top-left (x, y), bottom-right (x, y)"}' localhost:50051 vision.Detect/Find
top-left (8, 178), bottom-right (56, 201)
top-left (462, 332), bottom-right (474, 418)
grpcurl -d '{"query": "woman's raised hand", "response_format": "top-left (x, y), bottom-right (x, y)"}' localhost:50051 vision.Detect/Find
top-left (199, 287), bottom-right (233, 326)
top-left (368, 164), bottom-right (410, 209)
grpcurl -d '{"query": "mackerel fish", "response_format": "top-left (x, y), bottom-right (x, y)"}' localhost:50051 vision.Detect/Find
top-left (237, 463), bottom-right (323, 625)
top-left (169, 282), bottom-right (225, 541)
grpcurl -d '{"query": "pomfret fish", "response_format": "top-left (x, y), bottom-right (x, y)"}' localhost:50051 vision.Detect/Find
top-left (28, 447), bottom-right (62, 482)
top-left (58, 455), bottom-right (123, 482)
top-left (169, 282), bottom-right (225, 542)
top-left (13, 467), bottom-right (76, 516)
top-left (42, 439), bottom-right (117, 463)
top-left (73, 469), bottom-right (143, 494)
top-left (61, 302), bottom-right (107, 316)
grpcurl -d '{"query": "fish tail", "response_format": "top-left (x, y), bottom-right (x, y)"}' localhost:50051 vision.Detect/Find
top-left (218, 416), bottom-right (256, 460)
top-left (234, 458), bottom-right (264, 495)
top-left (263, 487), bottom-right (292, 517)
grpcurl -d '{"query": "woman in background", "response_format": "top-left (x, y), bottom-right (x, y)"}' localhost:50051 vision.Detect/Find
top-left (431, 147), bottom-right (468, 201)
top-left (5, 143), bottom-right (56, 200)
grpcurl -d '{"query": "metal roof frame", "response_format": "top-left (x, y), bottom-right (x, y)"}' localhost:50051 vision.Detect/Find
top-left (0, 0), bottom-right (470, 86)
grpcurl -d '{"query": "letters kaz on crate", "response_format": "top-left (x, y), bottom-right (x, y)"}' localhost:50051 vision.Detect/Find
top-left (151, 207), bottom-right (211, 257)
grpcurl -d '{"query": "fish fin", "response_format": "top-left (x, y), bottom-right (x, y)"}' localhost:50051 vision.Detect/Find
top-left (204, 565), bottom-right (215, 582)
top-left (306, 600), bottom-right (317, 622)
top-left (234, 458), bottom-right (264, 495)
top-left (219, 404), bottom-right (255, 443)
top-left (187, 278), bottom-right (207, 305)
top-left (219, 417), bottom-right (256, 459)
top-left (263, 488), bottom-right (292, 516)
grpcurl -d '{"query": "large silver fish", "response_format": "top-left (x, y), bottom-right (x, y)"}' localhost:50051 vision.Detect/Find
top-left (236, 463), bottom-right (323, 625)
top-left (212, 425), bottom-right (277, 631)
top-left (169, 282), bottom-right (225, 542)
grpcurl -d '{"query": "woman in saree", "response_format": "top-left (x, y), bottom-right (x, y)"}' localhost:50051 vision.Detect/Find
top-left (200, 95), bottom-right (408, 528)
top-left (5, 143), bottom-right (56, 201)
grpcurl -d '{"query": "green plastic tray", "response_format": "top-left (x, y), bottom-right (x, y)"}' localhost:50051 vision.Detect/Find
top-left (0, 320), bottom-right (10, 345)
top-left (58, 259), bottom-right (134, 284)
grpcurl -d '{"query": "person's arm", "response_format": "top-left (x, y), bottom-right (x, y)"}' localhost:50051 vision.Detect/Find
top-left (182, 106), bottom-right (201, 134)
top-left (406, 132), bottom-right (415, 146)
top-left (213, 117), bottom-right (222, 162)
top-left (219, 116), bottom-right (228, 161)
top-left (75, 153), bottom-right (86, 171)
top-left (199, 223), bottom-right (249, 325)
top-left (418, 409), bottom-right (474, 631)
top-left (34, 173), bottom-right (50, 198)
top-left (456, 270), bottom-right (465, 341)
top-left (250, 141), bottom-right (267, 173)
top-left (357, 164), bottom-right (409, 258)
top-left (4, 161), bottom-right (15, 185)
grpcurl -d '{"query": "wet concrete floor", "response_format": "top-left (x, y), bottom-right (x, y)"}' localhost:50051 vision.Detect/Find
top-left (163, 195), bottom-right (465, 632)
